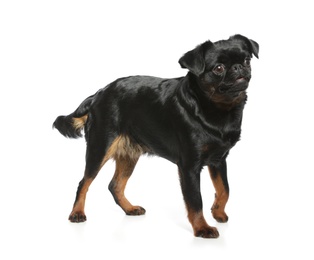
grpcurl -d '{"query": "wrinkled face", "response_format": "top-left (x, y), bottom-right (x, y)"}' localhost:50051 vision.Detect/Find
top-left (201, 44), bottom-right (253, 101)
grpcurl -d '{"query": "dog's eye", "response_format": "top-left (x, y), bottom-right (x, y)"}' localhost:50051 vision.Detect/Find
top-left (213, 64), bottom-right (225, 75)
top-left (244, 58), bottom-right (251, 66)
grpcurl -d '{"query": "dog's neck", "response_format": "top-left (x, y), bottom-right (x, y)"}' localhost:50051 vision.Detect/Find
top-left (209, 91), bottom-right (247, 111)
top-left (184, 73), bottom-right (247, 111)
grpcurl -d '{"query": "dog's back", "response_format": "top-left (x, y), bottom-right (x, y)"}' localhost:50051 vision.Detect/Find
top-left (53, 76), bottom-right (183, 161)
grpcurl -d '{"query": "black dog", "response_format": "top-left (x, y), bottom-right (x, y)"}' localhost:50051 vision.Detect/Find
top-left (53, 34), bottom-right (258, 238)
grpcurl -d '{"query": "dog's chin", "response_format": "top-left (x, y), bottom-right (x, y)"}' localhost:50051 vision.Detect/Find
top-left (219, 77), bottom-right (249, 97)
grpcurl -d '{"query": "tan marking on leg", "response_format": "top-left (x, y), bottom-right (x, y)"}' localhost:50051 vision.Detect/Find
top-left (69, 135), bottom-right (145, 222)
top-left (208, 166), bottom-right (229, 223)
top-left (187, 209), bottom-right (219, 238)
top-left (104, 135), bottom-right (146, 215)
top-left (109, 156), bottom-right (145, 215)
top-left (69, 178), bottom-right (93, 222)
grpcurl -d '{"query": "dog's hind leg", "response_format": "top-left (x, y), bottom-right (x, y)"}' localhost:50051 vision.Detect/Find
top-left (68, 133), bottom-right (116, 222)
top-left (69, 177), bottom-right (93, 222)
top-left (108, 155), bottom-right (145, 215)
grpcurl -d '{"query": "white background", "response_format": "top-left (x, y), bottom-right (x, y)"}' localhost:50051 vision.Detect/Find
top-left (1, 0), bottom-right (313, 259)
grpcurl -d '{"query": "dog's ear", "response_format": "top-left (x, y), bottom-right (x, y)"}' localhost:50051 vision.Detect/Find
top-left (230, 34), bottom-right (259, 59)
top-left (179, 41), bottom-right (213, 76)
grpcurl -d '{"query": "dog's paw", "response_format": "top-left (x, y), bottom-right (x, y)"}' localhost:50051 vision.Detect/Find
top-left (69, 211), bottom-right (87, 222)
top-left (194, 226), bottom-right (219, 239)
top-left (212, 211), bottom-right (229, 223)
top-left (125, 206), bottom-right (146, 216)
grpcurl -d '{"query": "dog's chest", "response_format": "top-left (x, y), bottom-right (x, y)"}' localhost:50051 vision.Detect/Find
top-left (201, 121), bottom-right (241, 165)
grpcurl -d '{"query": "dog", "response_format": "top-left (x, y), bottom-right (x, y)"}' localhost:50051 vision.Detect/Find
top-left (53, 34), bottom-right (259, 238)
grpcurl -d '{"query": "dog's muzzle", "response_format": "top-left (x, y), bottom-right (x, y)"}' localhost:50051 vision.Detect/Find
top-left (218, 77), bottom-right (249, 96)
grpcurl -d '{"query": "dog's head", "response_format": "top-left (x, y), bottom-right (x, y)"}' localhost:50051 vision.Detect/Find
top-left (179, 34), bottom-right (259, 105)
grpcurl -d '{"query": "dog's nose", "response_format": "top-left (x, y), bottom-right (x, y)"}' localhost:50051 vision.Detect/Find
top-left (231, 64), bottom-right (243, 72)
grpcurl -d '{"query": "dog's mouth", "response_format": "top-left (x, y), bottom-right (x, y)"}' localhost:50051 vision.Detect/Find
top-left (235, 77), bottom-right (249, 84)
top-left (218, 77), bottom-right (249, 95)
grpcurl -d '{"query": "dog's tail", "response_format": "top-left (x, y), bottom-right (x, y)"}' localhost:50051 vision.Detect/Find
top-left (53, 94), bottom-right (95, 138)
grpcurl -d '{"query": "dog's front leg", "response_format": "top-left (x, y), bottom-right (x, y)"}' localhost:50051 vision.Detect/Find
top-left (178, 165), bottom-right (219, 238)
top-left (208, 160), bottom-right (229, 223)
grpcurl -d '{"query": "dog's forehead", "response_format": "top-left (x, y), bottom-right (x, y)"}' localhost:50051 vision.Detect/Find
top-left (206, 41), bottom-right (249, 64)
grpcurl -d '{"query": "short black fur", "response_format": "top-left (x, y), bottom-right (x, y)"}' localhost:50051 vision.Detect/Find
top-left (53, 34), bottom-right (259, 238)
